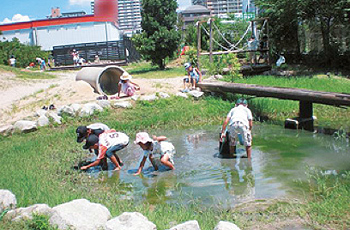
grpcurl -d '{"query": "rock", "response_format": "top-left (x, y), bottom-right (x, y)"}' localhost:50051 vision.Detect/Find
top-left (140, 94), bottom-right (158, 101)
top-left (106, 212), bottom-right (156, 230)
top-left (0, 189), bottom-right (17, 213)
top-left (131, 95), bottom-right (140, 101)
top-left (37, 116), bottom-right (50, 127)
top-left (58, 105), bottom-right (75, 117)
top-left (214, 221), bottom-right (241, 230)
top-left (169, 220), bottom-right (201, 230)
top-left (36, 109), bottom-right (48, 117)
top-left (158, 92), bottom-right (170, 98)
top-left (222, 68), bottom-right (230, 75)
top-left (176, 92), bottom-right (188, 98)
top-left (79, 103), bottom-right (104, 117)
top-left (97, 100), bottom-right (111, 109)
top-left (0, 125), bottom-right (14, 136)
top-left (5, 204), bottom-right (53, 222)
top-left (49, 199), bottom-right (111, 230)
top-left (48, 112), bottom-right (62, 124)
top-left (188, 90), bottom-right (204, 99)
top-left (113, 101), bottom-right (132, 109)
top-left (70, 104), bottom-right (82, 113)
top-left (13, 120), bottom-right (37, 133)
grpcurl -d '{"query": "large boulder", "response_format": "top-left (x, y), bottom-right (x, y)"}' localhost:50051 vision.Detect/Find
top-left (79, 103), bottom-right (104, 117)
top-left (0, 190), bottom-right (17, 213)
top-left (0, 125), bottom-right (14, 136)
top-left (169, 220), bottom-right (201, 230)
top-left (214, 221), bottom-right (241, 230)
top-left (97, 100), bottom-right (111, 109)
top-left (106, 212), bottom-right (156, 230)
top-left (176, 92), bottom-right (188, 98)
top-left (36, 109), bottom-right (48, 117)
top-left (37, 116), bottom-right (50, 127)
top-left (188, 90), bottom-right (204, 99)
top-left (13, 120), bottom-right (37, 133)
top-left (49, 199), bottom-right (111, 230)
top-left (70, 104), bottom-right (82, 113)
top-left (158, 92), bottom-right (170, 98)
top-left (5, 204), bottom-right (53, 222)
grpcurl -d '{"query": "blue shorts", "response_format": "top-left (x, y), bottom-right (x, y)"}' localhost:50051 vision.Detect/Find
top-left (184, 77), bottom-right (199, 84)
top-left (105, 143), bottom-right (128, 158)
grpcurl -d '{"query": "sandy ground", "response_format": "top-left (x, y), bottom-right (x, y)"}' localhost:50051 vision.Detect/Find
top-left (0, 68), bottom-right (185, 126)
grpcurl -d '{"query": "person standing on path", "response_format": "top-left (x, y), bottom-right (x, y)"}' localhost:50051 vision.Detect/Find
top-left (220, 98), bottom-right (253, 158)
top-left (8, 56), bottom-right (16, 67)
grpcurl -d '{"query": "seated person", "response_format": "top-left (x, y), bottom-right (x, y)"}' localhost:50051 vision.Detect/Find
top-left (183, 63), bottom-right (202, 91)
top-left (110, 72), bottom-right (140, 99)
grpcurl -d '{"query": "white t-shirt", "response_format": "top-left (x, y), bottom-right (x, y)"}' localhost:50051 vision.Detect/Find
top-left (143, 141), bottom-right (175, 157)
top-left (97, 130), bottom-right (129, 159)
top-left (87, 123), bottom-right (110, 131)
top-left (9, 58), bottom-right (16, 65)
top-left (227, 105), bottom-right (253, 128)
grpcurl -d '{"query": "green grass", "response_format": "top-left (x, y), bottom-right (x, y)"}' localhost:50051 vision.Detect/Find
top-left (0, 65), bottom-right (55, 80)
top-left (124, 62), bottom-right (185, 79)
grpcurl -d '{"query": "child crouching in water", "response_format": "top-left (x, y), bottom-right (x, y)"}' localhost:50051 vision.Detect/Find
top-left (111, 72), bottom-right (140, 99)
top-left (134, 132), bottom-right (175, 175)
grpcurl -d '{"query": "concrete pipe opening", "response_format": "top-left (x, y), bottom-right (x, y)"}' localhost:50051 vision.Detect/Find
top-left (75, 65), bottom-right (125, 95)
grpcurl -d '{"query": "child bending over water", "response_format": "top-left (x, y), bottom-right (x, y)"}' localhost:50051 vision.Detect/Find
top-left (134, 132), bottom-right (175, 175)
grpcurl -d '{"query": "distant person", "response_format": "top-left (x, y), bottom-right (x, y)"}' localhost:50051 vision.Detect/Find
top-left (183, 62), bottom-right (202, 92)
top-left (258, 35), bottom-right (269, 64)
top-left (276, 54), bottom-right (286, 67)
top-left (8, 56), bottom-right (16, 67)
top-left (247, 36), bottom-right (258, 65)
top-left (78, 57), bottom-right (85, 66)
top-left (134, 132), bottom-right (175, 175)
top-left (110, 72), bottom-right (140, 99)
top-left (71, 49), bottom-right (79, 66)
top-left (36, 58), bottom-right (46, 70)
top-left (220, 98), bottom-right (253, 158)
top-left (94, 55), bottom-right (100, 63)
top-left (80, 130), bottom-right (129, 171)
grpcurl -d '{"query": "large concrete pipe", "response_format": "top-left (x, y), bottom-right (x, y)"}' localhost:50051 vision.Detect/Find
top-left (76, 65), bottom-right (125, 95)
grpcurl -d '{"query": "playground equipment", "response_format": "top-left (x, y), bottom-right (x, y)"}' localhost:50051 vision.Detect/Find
top-left (76, 65), bottom-right (125, 95)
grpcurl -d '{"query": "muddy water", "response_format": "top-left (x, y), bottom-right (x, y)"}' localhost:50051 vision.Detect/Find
top-left (87, 124), bottom-right (350, 207)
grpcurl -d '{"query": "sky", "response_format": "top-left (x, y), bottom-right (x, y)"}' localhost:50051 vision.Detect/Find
top-left (0, 0), bottom-right (192, 24)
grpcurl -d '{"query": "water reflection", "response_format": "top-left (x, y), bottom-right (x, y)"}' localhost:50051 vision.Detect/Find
top-left (79, 124), bottom-right (350, 206)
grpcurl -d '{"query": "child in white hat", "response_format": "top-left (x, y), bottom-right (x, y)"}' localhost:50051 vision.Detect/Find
top-left (134, 132), bottom-right (175, 175)
top-left (111, 72), bottom-right (140, 99)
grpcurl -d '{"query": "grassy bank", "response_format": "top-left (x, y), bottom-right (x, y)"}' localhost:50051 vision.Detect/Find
top-left (0, 65), bottom-right (55, 80)
top-left (0, 95), bottom-right (349, 229)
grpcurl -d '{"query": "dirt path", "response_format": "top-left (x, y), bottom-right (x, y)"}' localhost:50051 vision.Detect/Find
top-left (0, 69), bottom-right (185, 126)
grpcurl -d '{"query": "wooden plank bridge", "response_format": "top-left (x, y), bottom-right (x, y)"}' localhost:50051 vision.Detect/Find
top-left (197, 81), bottom-right (350, 131)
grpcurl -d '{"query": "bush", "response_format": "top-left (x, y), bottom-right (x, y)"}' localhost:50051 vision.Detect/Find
top-left (204, 52), bottom-right (242, 81)
top-left (0, 38), bottom-right (49, 68)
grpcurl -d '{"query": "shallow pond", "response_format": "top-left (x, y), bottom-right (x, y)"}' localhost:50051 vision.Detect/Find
top-left (86, 124), bottom-right (350, 207)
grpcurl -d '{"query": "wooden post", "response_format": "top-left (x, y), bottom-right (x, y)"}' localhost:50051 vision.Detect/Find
top-left (197, 22), bottom-right (201, 69)
top-left (209, 18), bottom-right (213, 63)
top-left (299, 101), bottom-right (314, 131)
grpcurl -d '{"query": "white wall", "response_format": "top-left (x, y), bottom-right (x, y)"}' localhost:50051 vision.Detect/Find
top-left (1, 21), bottom-right (122, 51)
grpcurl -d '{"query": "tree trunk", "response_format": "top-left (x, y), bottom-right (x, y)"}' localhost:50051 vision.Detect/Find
top-left (320, 17), bottom-right (332, 65)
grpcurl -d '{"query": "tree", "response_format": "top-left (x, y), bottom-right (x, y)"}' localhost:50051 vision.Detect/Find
top-left (132, 0), bottom-right (180, 69)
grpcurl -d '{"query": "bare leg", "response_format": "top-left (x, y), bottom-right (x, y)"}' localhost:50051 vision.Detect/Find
top-left (113, 153), bottom-right (123, 166)
top-left (110, 155), bottom-right (121, 171)
top-left (101, 158), bottom-right (108, 170)
top-left (160, 154), bottom-right (175, 170)
top-left (246, 146), bottom-right (252, 159)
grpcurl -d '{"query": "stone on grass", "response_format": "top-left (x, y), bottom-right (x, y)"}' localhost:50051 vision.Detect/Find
top-left (97, 100), bottom-right (111, 109)
top-left (36, 109), bottom-right (48, 117)
top-left (70, 103), bottom-right (82, 113)
top-left (158, 92), bottom-right (170, 98)
top-left (0, 125), bottom-right (14, 136)
top-left (37, 116), bottom-right (50, 127)
top-left (48, 112), bottom-right (62, 124)
top-left (49, 199), bottom-right (111, 230)
top-left (131, 95), bottom-right (140, 101)
top-left (188, 90), bottom-right (204, 99)
top-left (0, 189), bottom-right (17, 213)
top-left (214, 221), bottom-right (241, 230)
top-left (58, 105), bottom-right (75, 117)
top-left (106, 212), bottom-right (156, 230)
top-left (170, 220), bottom-right (201, 230)
top-left (140, 94), bottom-right (158, 101)
top-left (176, 92), bottom-right (188, 98)
top-left (13, 120), bottom-right (37, 133)
top-left (79, 103), bottom-right (104, 117)
top-left (5, 204), bottom-right (53, 222)
top-left (113, 101), bottom-right (132, 109)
